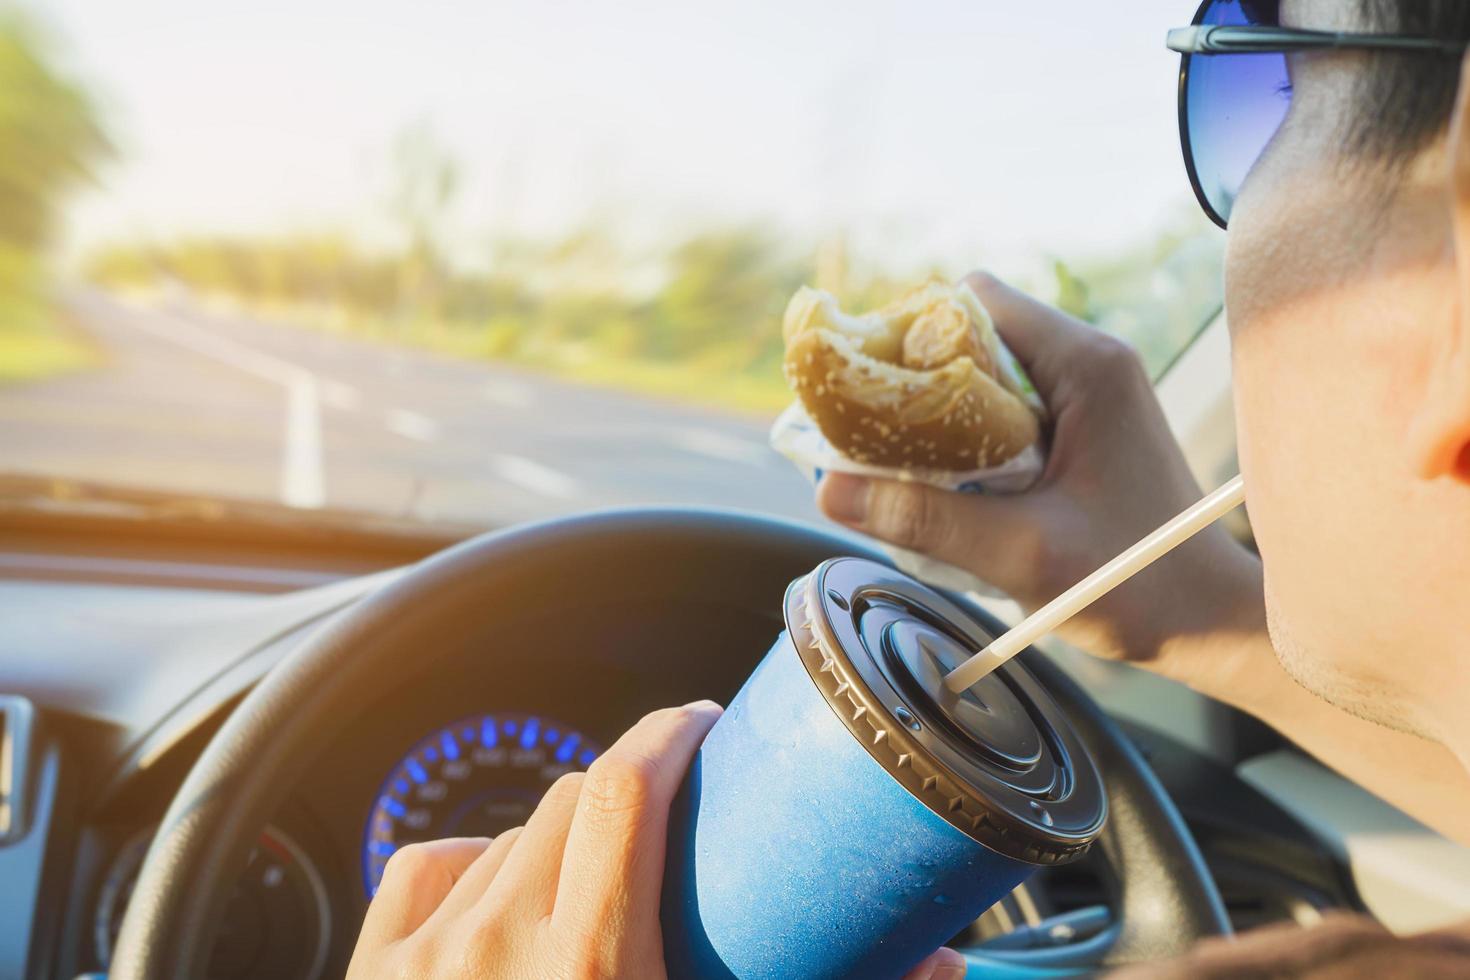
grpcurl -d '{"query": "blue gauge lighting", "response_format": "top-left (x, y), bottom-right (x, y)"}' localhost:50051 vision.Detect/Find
top-left (362, 712), bottom-right (604, 896)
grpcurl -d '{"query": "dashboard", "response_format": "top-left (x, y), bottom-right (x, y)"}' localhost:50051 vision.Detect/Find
top-left (83, 606), bottom-right (771, 978)
top-left (1, 520), bottom-right (797, 979)
top-left (88, 699), bottom-right (617, 978)
top-left (0, 507), bottom-right (1425, 979)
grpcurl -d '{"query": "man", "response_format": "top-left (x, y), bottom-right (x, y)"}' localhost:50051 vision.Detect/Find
top-left (347, 1), bottom-right (1470, 976)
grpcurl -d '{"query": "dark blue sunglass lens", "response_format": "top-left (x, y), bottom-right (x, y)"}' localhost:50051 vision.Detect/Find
top-left (1184, 0), bottom-right (1291, 226)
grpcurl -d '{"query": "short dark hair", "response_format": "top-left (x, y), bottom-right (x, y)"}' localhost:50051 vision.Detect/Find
top-left (1355, 1), bottom-right (1470, 159)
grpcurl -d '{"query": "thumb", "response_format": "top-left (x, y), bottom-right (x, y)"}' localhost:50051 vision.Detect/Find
top-left (817, 473), bottom-right (1021, 578)
top-left (901, 947), bottom-right (968, 980)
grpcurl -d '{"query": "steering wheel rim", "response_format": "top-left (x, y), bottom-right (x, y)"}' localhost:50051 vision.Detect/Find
top-left (109, 507), bottom-right (1228, 979)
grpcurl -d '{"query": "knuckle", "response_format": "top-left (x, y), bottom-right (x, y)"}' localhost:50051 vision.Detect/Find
top-left (381, 841), bottom-right (445, 886)
top-left (403, 935), bottom-right (449, 978)
top-left (1005, 518), bottom-right (1052, 579)
top-left (364, 929), bottom-right (453, 980)
top-left (541, 771), bottom-right (586, 807)
top-left (1084, 333), bottom-right (1146, 381)
top-left (451, 918), bottom-right (511, 976)
top-left (876, 484), bottom-right (946, 549)
top-left (1029, 527), bottom-right (1088, 592)
top-left (491, 824), bottom-right (524, 847)
top-left (551, 934), bottom-right (611, 980)
top-left (581, 749), bottom-right (659, 822)
top-left (373, 947), bottom-right (417, 980)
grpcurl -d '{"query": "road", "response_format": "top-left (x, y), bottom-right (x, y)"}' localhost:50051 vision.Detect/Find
top-left (0, 290), bottom-right (822, 529)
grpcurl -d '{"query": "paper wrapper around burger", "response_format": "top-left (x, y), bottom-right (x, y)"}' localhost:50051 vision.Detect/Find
top-left (770, 282), bottom-right (1047, 598)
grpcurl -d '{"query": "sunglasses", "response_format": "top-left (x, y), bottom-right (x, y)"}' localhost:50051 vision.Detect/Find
top-left (1168, 0), bottom-right (1467, 229)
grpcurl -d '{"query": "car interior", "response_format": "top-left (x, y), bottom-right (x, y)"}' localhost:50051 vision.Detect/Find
top-left (4, 3), bottom-right (1470, 979)
top-left (3, 310), bottom-right (1469, 979)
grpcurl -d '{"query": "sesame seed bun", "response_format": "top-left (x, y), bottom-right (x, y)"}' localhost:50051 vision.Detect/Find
top-left (781, 281), bottom-right (1041, 471)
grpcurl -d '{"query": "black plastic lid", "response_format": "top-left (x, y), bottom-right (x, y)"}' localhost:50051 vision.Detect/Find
top-left (786, 558), bottom-right (1107, 865)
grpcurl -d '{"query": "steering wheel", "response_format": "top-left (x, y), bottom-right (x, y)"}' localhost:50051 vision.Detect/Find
top-left (110, 509), bottom-right (1229, 979)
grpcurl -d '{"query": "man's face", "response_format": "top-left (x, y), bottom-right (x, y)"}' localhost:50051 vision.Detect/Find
top-left (1224, 0), bottom-right (1469, 735)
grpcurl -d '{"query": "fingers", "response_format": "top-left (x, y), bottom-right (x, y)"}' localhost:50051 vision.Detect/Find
top-left (901, 947), bottom-right (968, 980)
top-left (817, 473), bottom-right (1034, 585)
top-left (428, 825), bottom-right (523, 922)
top-left (549, 701), bottom-right (722, 955)
top-left (961, 270), bottom-right (1138, 404)
top-left (481, 772), bottom-right (586, 917)
top-left (359, 837), bottom-right (492, 944)
top-left (961, 269), bottom-right (1087, 368)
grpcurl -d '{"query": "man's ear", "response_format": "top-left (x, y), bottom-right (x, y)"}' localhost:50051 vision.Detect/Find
top-left (1409, 52), bottom-right (1470, 483)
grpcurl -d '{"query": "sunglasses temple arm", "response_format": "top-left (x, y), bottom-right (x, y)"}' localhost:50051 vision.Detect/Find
top-left (1168, 24), bottom-right (1466, 56)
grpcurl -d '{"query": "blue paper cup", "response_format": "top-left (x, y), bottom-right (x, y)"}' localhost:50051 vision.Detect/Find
top-left (662, 558), bottom-right (1106, 979)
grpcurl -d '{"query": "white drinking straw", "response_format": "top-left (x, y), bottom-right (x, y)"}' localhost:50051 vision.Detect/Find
top-left (942, 474), bottom-right (1247, 693)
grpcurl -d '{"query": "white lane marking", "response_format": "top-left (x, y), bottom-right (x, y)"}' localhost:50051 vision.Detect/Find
top-left (482, 379), bottom-right (535, 409)
top-left (385, 408), bottom-right (441, 442)
top-left (119, 307), bottom-right (327, 508)
top-left (486, 454), bottom-right (579, 500)
top-left (668, 426), bottom-right (772, 467)
top-left (284, 375), bottom-right (325, 507)
top-left (319, 378), bottom-right (362, 412)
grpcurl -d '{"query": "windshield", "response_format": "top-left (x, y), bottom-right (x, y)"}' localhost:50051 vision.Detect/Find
top-left (0, 2), bottom-right (1222, 529)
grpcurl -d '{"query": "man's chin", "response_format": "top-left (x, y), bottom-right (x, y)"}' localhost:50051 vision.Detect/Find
top-left (1262, 589), bottom-right (1429, 739)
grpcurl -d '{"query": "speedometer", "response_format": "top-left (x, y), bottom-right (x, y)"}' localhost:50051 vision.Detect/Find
top-left (96, 823), bottom-right (330, 978)
top-left (362, 712), bottom-right (604, 896)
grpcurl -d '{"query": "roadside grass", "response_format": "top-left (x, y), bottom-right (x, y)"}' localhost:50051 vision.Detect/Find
top-left (0, 308), bottom-right (99, 385)
top-left (208, 297), bottom-right (795, 417)
top-left (549, 355), bottom-right (791, 415)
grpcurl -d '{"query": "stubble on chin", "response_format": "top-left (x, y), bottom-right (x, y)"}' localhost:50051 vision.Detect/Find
top-left (1262, 586), bottom-right (1431, 739)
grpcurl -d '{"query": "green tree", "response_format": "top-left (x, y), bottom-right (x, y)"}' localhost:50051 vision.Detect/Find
top-left (0, 14), bottom-right (108, 254)
top-left (0, 11), bottom-right (109, 380)
top-left (649, 227), bottom-right (805, 365)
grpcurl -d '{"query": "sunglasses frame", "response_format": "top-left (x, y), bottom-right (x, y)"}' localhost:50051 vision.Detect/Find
top-left (1171, 1), bottom-right (1469, 229)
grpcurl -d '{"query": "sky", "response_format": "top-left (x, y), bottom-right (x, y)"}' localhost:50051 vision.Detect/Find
top-left (27, 0), bottom-right (1204, 279)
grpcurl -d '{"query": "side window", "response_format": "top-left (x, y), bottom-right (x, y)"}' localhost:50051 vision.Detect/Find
top-left (1048, 228), bottom-right (1226, 380)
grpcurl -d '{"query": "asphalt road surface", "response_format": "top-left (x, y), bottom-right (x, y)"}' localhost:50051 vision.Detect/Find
top-left (0, 290), bottom-right (823, 529)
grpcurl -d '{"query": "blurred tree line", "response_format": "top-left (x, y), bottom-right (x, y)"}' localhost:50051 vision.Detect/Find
top-left (87, 217), bottom-right (1219, 409)
top-left (0, 11), bottom-right (108, 328)
top-left (86, 224), bottom-right (821, 409)
top-left (82, 114), bottom-right (1221, 410)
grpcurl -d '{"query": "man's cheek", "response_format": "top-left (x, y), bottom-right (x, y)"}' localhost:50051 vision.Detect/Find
top-left (1230, 324), bottom-right (1303, 542)
top-left (1229, 306), bottom-right (1346, 629)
